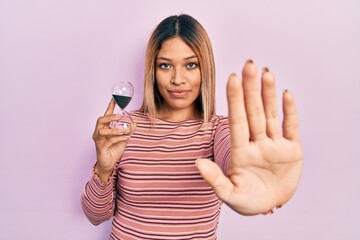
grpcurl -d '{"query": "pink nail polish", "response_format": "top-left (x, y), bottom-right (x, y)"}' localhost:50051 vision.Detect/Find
top-left (262, 67), bottom-right (269, 74)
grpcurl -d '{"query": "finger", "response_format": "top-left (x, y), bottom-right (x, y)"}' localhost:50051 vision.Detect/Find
top-left (227, 73), bottom-right (250, 148)
top-left (261, 68), bottom-right (282, 139)
top-left (282, 90), bottom-right (300, 141)
top-left (242, 61), bottom-right (267, 141)
top-left (95, 114), bottom-right (122, 132)
top-left (106, 135), bottom-right (130, 145)
top-left (129, 122), bottom-right (137, 135)
top-left (196, 158), bottom-right (233, 203)
top-left (94, 100), bottom-right (118, 133)
top-left (97, 114), bottom-right (122, 125)
top-left (104, 99), bottom-right (116, 116)
top-left (98, 128), bottom-right (130, 137)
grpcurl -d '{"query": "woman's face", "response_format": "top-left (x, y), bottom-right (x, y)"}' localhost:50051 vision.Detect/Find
top-left (155, 37), bottom-right (201, 119)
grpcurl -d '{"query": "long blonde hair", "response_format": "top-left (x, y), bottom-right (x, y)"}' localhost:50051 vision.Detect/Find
top-left (140, 14), bottom-right (216, 123)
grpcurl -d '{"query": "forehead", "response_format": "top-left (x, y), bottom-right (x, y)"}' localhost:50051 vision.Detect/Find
top-left (158, 37), bottom-right (196, 58)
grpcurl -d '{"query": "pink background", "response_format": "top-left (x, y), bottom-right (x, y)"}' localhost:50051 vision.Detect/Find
top-left (1, 0), bottom-right (359, 239)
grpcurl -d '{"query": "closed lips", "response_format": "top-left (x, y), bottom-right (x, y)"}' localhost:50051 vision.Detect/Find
top-left (168, 90), bottom-right (190, 98)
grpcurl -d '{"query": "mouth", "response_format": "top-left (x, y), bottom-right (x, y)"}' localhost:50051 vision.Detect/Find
top-left (168, 90), bottom-right (190, 98)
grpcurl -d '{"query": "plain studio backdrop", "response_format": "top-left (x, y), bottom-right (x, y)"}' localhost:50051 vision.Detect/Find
top-left (0, 0), bottom-right (359, 239)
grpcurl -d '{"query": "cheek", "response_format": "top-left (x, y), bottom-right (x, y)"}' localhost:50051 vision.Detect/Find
top-left (191, 72), bottom-right (202, 90)
top-left (155, 71), bottom-right (167, 88)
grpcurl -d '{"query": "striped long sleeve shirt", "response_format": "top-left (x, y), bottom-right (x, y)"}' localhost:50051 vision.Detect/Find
top-left (81, 111), bottom-right (231, 240)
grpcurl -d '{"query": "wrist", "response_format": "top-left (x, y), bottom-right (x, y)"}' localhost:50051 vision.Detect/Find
top-left (94, 164), bottom-right (114, 183)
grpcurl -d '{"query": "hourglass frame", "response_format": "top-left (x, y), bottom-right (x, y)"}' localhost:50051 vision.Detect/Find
top-left (109, 81), bottom-right (134, 132)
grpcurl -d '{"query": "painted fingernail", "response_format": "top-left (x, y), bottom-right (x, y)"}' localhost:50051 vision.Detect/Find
top-left (262, 67), bottom-right (269, 74)
top-left (262, 209), bottom-right (274, 215)
top-left (229, 73), bottom-right (237, 77)
top-left (246, 59), bottom-right (254, 64)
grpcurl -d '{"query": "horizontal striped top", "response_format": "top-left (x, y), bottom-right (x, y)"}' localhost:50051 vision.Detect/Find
top-left (81, 111), bottom-right (231, 240)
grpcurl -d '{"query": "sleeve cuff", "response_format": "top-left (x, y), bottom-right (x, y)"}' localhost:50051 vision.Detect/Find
top-left (91, 164), bottom-right (115, 188)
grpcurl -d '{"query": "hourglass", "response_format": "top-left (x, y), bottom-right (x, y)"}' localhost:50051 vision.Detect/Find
top-left (110, 81), bottom-right (134, 132)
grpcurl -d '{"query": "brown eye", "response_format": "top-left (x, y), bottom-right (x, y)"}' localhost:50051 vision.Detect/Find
top-left (187, 63), bottom-right (198, 69)
top-left (159, 63), bottom-right (171, 69)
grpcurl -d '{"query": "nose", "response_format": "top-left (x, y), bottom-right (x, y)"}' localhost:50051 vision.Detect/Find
top-left (171, 68), bottom-right (185, 85)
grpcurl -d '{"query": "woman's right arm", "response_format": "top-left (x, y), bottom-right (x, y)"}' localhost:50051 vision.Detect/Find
top-left (81, 99), bottom-right (135, 225)
top-left (81, 172), bottom-right (117, 225)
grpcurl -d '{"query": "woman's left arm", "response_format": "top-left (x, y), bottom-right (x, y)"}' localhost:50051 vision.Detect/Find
top-left (196, 60), bottom-right (303, 215)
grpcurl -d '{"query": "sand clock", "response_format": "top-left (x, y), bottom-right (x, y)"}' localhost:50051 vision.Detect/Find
top-left (109, 81), bottom-right (134, 133)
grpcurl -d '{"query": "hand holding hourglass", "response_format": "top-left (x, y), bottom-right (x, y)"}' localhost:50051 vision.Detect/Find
top-left (91, 82), bottom-right (135, 182)
top-left (110, 81), bottom-right (135, 133)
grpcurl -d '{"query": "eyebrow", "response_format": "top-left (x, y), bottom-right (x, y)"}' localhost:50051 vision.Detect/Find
top-left (156, 55), bottom-right (198, 61)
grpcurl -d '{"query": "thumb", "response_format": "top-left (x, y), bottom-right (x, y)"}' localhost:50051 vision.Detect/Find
top-left (196, 158), bottom-right (233, 202)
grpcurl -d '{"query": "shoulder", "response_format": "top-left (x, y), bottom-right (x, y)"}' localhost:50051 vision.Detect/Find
top-left (129, 110), bottom-right (147, 118)
top-left (210, 116), bottom-right (230, 149)
top-left (209, 115), bottom-right (229, 127)
top-left (129, 110), bottom-right (150, 122)
top-left (196, 115), bottom-right (229, 137)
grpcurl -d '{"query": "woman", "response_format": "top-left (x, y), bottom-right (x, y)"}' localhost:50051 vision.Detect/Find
top-left (81, 14), bottom-right (303, 239)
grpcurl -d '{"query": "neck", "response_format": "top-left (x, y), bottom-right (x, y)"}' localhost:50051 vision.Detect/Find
top-left (157, 107), bottom-right (201, 122)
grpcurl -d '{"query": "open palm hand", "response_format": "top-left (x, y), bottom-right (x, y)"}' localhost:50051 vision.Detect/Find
top-left (196, 60), bottom-right (303, 215)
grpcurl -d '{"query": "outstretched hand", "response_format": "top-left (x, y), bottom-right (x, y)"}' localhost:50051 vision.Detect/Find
top-left (196, 60), bottom-right (303, 215)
